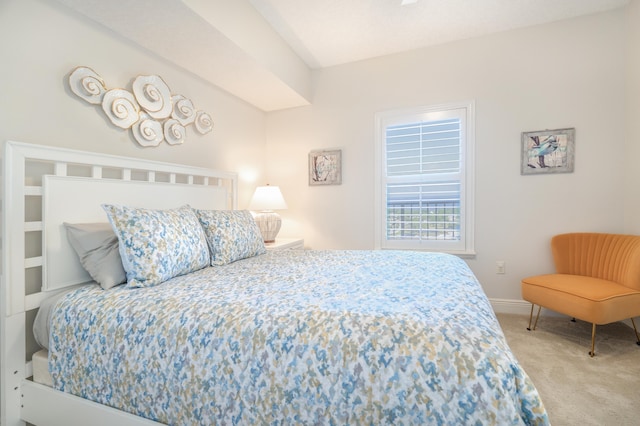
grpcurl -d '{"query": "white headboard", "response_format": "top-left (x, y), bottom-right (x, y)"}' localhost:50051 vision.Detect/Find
top-left (4, 140), bottom-right (237, 310)
top-left (42, 176), bottom-right (229, 291)
top-left (1, 140), bottom-right (237, 426)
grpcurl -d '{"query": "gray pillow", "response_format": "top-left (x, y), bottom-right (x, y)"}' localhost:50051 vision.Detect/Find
top-left (64, 222), bottom-right (126, 290)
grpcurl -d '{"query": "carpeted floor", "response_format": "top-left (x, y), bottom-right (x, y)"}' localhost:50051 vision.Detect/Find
top-left (497, 313), bottom-right (640, 426)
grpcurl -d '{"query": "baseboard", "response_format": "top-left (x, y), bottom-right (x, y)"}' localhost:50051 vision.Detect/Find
top-left (489, 298), bottom-right (565, 317)
top-left (489, 298), bottom-right (533, 315)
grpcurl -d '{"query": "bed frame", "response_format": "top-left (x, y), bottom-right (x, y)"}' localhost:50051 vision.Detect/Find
top-left (1, 141), bottom-right (238, 426)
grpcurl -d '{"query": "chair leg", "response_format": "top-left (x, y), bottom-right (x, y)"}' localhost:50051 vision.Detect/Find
top-left (527, 304), bottom-right (541, 331)
top-left (589, 323), bottom-right (596, 357)
top-left (630, 318), bottom-right (640, 346)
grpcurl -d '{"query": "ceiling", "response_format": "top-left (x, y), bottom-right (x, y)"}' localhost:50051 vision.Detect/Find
top-left (56, 0), bottom-right (629, 111)
top-left (251, 0), bottom-right (630, 69)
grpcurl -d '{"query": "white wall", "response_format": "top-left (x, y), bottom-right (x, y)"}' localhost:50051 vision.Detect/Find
top-left (0, 0), bottom-right (633, 305)
top-left (625, 0), bottom-right (640, 233)
top-left (0, 0), bottom-right (267, 207)
top-left (266, 9), bottom-right (628, 302)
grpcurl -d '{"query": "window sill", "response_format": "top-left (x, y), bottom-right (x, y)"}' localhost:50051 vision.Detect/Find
top-left (379, 247), bottom-right (477, 260)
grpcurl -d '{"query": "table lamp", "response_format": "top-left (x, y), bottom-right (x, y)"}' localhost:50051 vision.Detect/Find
top-left (248, 185), bottom-right (288, 243)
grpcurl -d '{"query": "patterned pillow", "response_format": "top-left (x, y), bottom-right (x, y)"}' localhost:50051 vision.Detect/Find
top-left (196, 209), bottom-right (266, 266)
top-left (102, 204), bottom-right (210, 288)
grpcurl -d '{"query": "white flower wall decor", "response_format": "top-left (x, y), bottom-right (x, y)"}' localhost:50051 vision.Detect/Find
top-left (68, 66), bottom-right (213, 147)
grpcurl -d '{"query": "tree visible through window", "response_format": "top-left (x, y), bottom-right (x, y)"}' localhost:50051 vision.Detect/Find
top-left (375, 102), bottom-right (475, 254)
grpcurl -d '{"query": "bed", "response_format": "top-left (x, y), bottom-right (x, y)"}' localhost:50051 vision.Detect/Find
top-left (0, 141), bottom-right (549, 426)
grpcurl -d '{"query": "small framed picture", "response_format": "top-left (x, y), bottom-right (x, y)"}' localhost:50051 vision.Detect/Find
top-left (309, 149), bottom-right (342, 185)
top-left (521, 128), bottom-right (575, 175)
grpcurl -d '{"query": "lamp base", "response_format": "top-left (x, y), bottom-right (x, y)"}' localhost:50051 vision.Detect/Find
top-left (252, 210), bottom-right (281, 243)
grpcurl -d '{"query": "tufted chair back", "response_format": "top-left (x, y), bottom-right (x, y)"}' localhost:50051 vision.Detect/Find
top-left (551, 233), bottom-right (640, 291)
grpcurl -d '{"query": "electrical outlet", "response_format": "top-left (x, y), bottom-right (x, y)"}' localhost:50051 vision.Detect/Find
top-left (496, 261), bottom-right (505, 274)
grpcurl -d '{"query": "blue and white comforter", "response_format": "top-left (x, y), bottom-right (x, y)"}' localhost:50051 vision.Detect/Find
top-left (49, 250), bottom-right (548, 425)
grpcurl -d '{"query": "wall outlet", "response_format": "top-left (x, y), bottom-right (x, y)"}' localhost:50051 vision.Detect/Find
top-left (496, 261), bottom-right (506, 274)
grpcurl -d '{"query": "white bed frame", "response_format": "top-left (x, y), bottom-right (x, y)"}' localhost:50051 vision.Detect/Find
top-left (1, 141), bottom-right (238, 426)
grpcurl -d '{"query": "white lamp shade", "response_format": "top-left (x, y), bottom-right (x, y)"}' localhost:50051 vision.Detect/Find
top-left (248, 185), bottom-right (288, 211)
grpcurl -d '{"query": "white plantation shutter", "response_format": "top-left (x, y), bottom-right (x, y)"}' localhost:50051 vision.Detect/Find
top-left (386, 120), bottom-right (461, 176)
top-left (375, 102), bottom-right (475, 254)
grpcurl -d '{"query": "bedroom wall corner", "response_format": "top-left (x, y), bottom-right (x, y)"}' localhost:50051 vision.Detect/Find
top-left (0, 0), bottom-right (268, 209)
top-left (624, 0), bottom-right (640, 234)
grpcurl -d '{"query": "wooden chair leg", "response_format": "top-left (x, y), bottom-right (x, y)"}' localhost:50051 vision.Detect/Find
top-left (630, 318), bottom-right (640, 346)
top-left (527, 304), bottom-right (541, 331)
top-left (589, 323), bottom-right (596, 357)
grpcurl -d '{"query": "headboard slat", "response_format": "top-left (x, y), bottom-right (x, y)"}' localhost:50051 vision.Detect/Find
top-left (25, 186), bottom-right (42, 196)
top-left (25, 222), bottom-right (42, 232)
top-left (54, 162), bottom-right (67, 176)
top-left (25, 257), bottom-right (42, 269)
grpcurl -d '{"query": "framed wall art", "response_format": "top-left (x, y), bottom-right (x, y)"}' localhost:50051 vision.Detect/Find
top-left (521, 128), bottom-right (575, 175)
top-left (309, 149), bottom-right (342, 185)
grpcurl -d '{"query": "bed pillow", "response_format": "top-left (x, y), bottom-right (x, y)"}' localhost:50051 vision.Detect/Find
top-left (64, 222), bottom-right (127, 290)
top-left (102, 204), bottom-right (210, 288)
top-left (196, 209), bottom-right (266, 266)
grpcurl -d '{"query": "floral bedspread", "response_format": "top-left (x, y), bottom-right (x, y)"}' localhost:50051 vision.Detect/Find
top-left (49, 250), bottom-right (548, 425)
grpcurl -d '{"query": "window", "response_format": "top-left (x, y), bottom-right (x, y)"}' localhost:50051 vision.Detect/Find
top-left (375, 101), bottom-right (475, 255)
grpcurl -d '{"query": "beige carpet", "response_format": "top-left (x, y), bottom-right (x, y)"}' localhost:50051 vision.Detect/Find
top-left (497, 313), bottom-right (640, 426)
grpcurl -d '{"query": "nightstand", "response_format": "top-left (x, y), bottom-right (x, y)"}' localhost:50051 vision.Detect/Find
top-left (265, 238), bottom-right (304, 250)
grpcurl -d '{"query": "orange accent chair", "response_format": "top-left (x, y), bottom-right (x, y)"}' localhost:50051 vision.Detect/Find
top-left (521, 233), bottom-right (640, 356)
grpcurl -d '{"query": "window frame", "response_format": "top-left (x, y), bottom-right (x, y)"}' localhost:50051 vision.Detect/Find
top-left (374, 101), bottom-right (475, 256)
